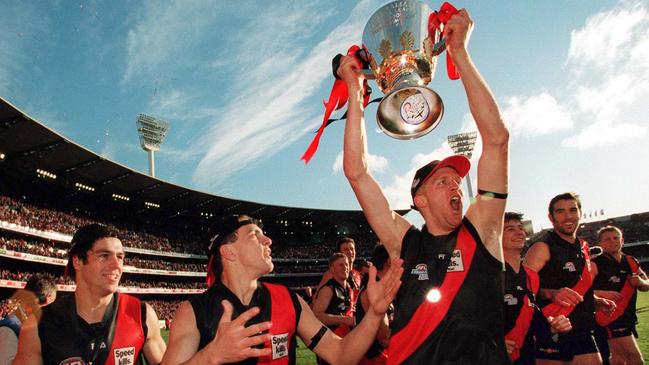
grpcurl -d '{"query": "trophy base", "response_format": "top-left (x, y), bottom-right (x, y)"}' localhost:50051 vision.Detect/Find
top-left (376, 86), bottom-right (444, 140)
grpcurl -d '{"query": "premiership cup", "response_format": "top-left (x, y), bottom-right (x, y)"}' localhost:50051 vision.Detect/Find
top-left (362, 0), bottom-right (446, 139)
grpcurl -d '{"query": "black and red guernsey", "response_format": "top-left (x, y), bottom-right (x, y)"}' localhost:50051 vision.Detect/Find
top-left (388, 217), bottom-right (511, 365)
top-left (190, 281), bottom-right (302, 365)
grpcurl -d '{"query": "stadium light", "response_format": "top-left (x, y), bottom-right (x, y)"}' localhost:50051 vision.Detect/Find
top-left (447, 132), bottom-right (477, 202)
top-left (36, 168), bottom-right (57, 180)
top-left (145, 201), bottom-right (160, 209)
top-left (136, 114), bottom-right (170, 177)
top-left (112, 193), bottom-right (130, 202)
top-left (74, 182), bottom-right (95, 192)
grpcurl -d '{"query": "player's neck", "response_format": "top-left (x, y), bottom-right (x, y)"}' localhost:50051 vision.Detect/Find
top-left (74, 288), bottom-right (114, 323)
top-left (503, 250), bottom-right (522, 272)
top-left (554, 230), bottom-right (577, 244)
top-left (221, 269), bottom-right (259, 306)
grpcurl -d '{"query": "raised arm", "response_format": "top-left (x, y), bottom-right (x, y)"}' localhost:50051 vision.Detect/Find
top-left (142, 303), bottom-right (167, 364)
top-left (449, 10), bottom-right (509, 260)
top-left (339, 56), bottom-right (411, 258)
top-left (12, 315), bottom-right (43, 365)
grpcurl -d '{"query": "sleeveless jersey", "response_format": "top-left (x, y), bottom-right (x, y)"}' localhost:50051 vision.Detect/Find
top-left (533, 230), bottom-right (595, 331)
top-left (317, 278), bottom-right (353, 336)
top-left (593, 253), bottom-right (639, 327)
top-left (190, 281), bottom-right (302, 365)
top-left (388, 217), bottom-right (511, 365)
top-left (39, 292), bottom-right (146, 365)
top-left (503, 264), bottom-right (539, 363)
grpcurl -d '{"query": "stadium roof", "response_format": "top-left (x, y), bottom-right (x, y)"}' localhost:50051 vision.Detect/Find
top-left (0, 97), bottom-right (409, 226)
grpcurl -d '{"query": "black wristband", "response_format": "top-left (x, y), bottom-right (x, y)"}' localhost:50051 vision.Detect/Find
top-left (477, 189), bottom-right (508, 199)
top-left (307, 326), bottom-right (328, 351)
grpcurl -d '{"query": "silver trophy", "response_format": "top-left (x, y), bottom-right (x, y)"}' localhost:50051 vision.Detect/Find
top-left (362, 0), bottom-right (447, 139)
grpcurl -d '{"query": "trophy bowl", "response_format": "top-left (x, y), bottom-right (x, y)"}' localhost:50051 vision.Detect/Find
top-left (362, 0), bottom-right (444, 139)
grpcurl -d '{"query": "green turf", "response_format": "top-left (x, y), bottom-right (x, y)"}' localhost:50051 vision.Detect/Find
top-left (635, 290), bottom-right (648, 360)
top-left (160, 293), bottom-right (649, 364)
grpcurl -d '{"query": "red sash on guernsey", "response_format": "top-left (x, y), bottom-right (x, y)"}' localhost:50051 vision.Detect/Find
top-left (259, 283), bottom-right (297, 364)
top-left (106, 294), bottom-right (145, 365)
top-left (387, 226), bottom-right (477, 365)
top-left (542, 241), bottom-right (593, 318)
top-left (595, 256), bottom-right (640, 327)
top-left (505, 267), bottom-right (540, 362)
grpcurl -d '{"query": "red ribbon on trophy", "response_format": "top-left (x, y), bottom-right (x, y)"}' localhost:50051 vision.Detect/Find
top-left (301, 2), bottom-right (460, 164)
top-left (429, 2), bottom-right (460, 80)
top-left (300, 45), bottom-right (372, 164)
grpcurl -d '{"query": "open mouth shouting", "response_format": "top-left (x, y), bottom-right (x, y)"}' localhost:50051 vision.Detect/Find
top-left (450, 195), bottom-right (462, 213)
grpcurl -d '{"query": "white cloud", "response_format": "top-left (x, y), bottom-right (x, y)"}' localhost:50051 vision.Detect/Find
top-left (562, 121), bottom-right (646, 150)
top-left (562, 0), bottom-right (649, 149)
top-left (191, 1), bottom-right (385, 187)
top-left (332, 150), bottom-right (389, 174)
top-left (567, 1), bottom-right (647, 74)
top-left (502, 92), bottom-right (573, 137)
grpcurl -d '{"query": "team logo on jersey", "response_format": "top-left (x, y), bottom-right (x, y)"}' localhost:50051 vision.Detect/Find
top-left (563, 262), bottom-right (576, 272)
top-left (446, 249), bottom-right (465, 272)
top-left (609, 276), bottom-right (621, 283)
top-left (411, 263), bottom-right (429, 280)
top-left (504, 294), bottom-right (518, 305)
top-left (59, 358), bottom-right (85, 365)
top-left (271, 333), bottom-right (289, 359)
top-left (113, 346), bottom-right (135, 365)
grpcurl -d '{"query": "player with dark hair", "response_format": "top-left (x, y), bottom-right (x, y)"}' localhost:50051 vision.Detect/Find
top-left (524, 193), bottom-right (615, 365)
top-left (592, 225), bottom-right (648, 365)
top-left (14, 223), bottom-right (167, 365)
top-left (355, 244), bottom-right (393, 365)
top-left (0, 274), bottom-right (57, 365)
top-left (340, 8), bottom-right (511, 364)
top-left (501, 212), bottom-right (571, 364)
top-left (162, 215), bottom-right (403, 365)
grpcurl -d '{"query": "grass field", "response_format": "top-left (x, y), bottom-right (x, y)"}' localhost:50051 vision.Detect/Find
top-left (161, 291), bottom-right (649, 364)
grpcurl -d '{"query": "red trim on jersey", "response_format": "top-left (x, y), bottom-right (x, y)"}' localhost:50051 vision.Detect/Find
top-left (106, 294), bottom-right (145, 365)
top-left (259, 283), bottom-right (297, 364)
top-left (387, 226), bottom-right (477, 365)
top-left (505, 266), bottom-right (540, 361)
top-left (542, 241), bottom-right (593, 318)
top-left (595, 256), bottom-right (640, 327)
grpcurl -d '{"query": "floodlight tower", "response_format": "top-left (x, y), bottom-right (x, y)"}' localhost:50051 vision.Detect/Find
top-left (136, 114), bottom-right (169, 177)
top-left (447, 132), bottom-right (477, 202)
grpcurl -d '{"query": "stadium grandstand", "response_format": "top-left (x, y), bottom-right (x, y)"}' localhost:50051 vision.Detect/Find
top-left (2, 95), bottom-right (648, 325)
top-left (0, 96), bottom-right (406, 323)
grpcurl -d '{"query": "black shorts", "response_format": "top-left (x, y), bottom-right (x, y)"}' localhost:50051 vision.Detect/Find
top-left (536, 330), bottom-right (600, 361)
top-left (607, 323), bottom-right (638, 339)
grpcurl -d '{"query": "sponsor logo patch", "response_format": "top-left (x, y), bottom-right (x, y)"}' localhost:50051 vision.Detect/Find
top-left (411, 263), bottom-right (429, 280)
top-left (563, 262), bottom-right (576, 272)
top-left (446, 249), bottom-right (464, 272)
top-left (271, 333), bottom-right (289, 359)
top-left (504, 293), bottom-right (518, 305)
top-left (113, 346), bottom-right (136, 365)
top-left (609, 276), bottom-right (621, 283)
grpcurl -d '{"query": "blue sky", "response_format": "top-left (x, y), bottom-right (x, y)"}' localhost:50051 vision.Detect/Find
top-left (1, 0), bottom-right (648, 232)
